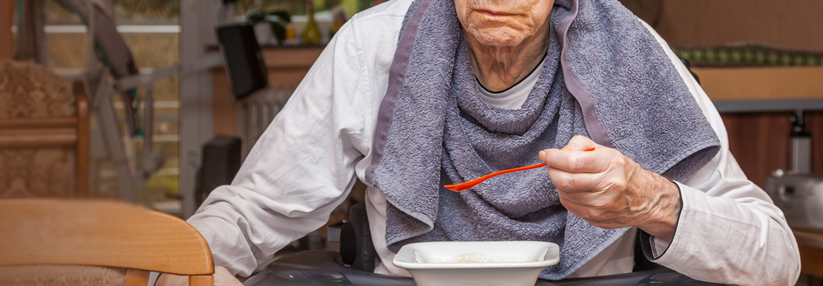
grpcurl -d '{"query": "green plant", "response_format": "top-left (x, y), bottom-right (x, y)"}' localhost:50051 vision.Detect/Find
top-left (247, 9), bottom-right (291, 45)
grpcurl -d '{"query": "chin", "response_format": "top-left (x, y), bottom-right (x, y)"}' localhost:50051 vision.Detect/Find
top-left (470, 28), bottom-right (526, 47)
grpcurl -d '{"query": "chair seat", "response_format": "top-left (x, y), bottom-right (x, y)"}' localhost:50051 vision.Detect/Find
top-left (0, 265), bottom-right (126, 286)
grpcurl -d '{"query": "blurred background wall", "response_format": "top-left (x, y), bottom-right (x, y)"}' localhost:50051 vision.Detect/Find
top-left (655, 0), bottom-right (823, 51)
top-left (622, 0), bottom-right (823, 51)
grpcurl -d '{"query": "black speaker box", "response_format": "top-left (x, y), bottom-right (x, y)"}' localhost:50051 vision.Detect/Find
top-left (216, 23), bottom-right (268, 100)
top-left (196, 136), bottom-right (242, 207)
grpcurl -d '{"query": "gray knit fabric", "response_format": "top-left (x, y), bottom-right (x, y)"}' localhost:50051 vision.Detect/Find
top-left (366, 0), bottom-right (720, 279)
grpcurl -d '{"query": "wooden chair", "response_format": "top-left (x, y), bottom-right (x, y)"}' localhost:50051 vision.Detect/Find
top-left (0, 198), bottom-right (214, 286)
top-left (0, 60), bottom-right (90, 197)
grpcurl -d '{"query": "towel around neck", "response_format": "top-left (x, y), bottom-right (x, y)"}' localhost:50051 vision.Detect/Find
top-left (365, 0), bottom-right (720, 279)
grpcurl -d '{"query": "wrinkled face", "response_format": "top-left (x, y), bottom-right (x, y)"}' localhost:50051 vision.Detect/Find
top-left (454, 0), bottom-right (555, 47)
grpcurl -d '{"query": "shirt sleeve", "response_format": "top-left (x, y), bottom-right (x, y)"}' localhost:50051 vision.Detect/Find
top-left (185, 19), bottom-right (372, 277)
top-left (638, 21), bottom-right (801, 285)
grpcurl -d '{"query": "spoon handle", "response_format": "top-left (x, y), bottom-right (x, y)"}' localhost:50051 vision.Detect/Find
top-left (444, 163), bottom-right (546, 192)
top-left (444, 147), bottom-right (595, 192)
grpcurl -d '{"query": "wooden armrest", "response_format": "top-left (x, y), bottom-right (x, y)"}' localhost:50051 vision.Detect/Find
top-left (0, 116), bottom-right (80, 147)
top-left (0, 127), bottom-right (77, 147)
top-left (0, 117), bottom-right (78, 129)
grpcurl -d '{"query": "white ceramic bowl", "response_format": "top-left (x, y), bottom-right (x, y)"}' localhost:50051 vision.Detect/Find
top-left (392, 241), bottom-right (559, 286)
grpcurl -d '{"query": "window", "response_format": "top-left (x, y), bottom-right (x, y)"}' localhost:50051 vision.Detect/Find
top-left (45, 0), bottom-right (182, 213)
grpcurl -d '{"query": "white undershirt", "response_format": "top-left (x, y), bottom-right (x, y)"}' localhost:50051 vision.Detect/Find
top-left (477, 59), bottom-right (542, 110)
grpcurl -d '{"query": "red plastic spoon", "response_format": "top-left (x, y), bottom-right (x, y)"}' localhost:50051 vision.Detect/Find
top-left (444, 147), bottom-right (595, 192)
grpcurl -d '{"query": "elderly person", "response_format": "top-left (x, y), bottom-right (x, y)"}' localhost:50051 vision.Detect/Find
top-left (160, 0), bottom-right (800, 285)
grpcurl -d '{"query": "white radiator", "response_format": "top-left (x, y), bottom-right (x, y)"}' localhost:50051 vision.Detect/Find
top-left (236, 88), bottom-right (295, 158)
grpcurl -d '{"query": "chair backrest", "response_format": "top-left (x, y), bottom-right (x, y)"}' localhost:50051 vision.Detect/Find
top-left (0, 60), bottom-right (90, 197)
top-left (0, 198), bottom-right (214, 286)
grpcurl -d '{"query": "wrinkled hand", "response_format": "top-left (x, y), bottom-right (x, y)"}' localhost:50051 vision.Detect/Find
top-left (156, 266), bottom-right (243, 286)
top-left (539, 135), bottom-right (680, 242)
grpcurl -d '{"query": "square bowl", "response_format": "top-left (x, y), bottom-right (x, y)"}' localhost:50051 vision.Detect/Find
top-left (392, 241), bottom-right (559, 286)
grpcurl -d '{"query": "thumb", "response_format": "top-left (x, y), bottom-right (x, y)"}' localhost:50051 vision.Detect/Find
top-left (563, 135), bottom-right (597, 151)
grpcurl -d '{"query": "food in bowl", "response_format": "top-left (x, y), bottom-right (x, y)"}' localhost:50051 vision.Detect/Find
top-left (426, 253), bottom-right (532, 263)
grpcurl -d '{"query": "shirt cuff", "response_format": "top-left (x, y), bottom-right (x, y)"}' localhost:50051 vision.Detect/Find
top-left (639, 180), bottom-right (684, 261)
top-left (649, 236), bottom-right (671, 258)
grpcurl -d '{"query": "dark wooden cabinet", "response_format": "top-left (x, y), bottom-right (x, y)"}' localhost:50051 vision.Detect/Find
top-left (693, 67), bottom-right (823, 188)
top-left (721, 112), bottom-right (823, 187)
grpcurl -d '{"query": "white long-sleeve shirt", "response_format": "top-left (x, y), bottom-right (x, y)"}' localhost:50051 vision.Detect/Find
top-left (188, 1), bottom-right (801, 284)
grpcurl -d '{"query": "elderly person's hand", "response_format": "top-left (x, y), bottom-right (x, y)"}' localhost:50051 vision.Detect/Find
top-left (539, 135), bottom-right (680, 242)
top-left (156, 266), bottom-right (242, 286)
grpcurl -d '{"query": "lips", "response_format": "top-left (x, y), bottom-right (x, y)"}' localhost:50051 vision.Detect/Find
top-left (476, 9), bottom-right (519, 17)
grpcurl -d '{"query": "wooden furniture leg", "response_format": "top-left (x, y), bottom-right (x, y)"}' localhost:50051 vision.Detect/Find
top-left (73, 81), bottom-right (90, 196)
top-left (0, 0), bottom-right (14, 59)
top-left (190, 275), bottom-right (214, 286)
top-left (124, 269), bottom-right (150, 286)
